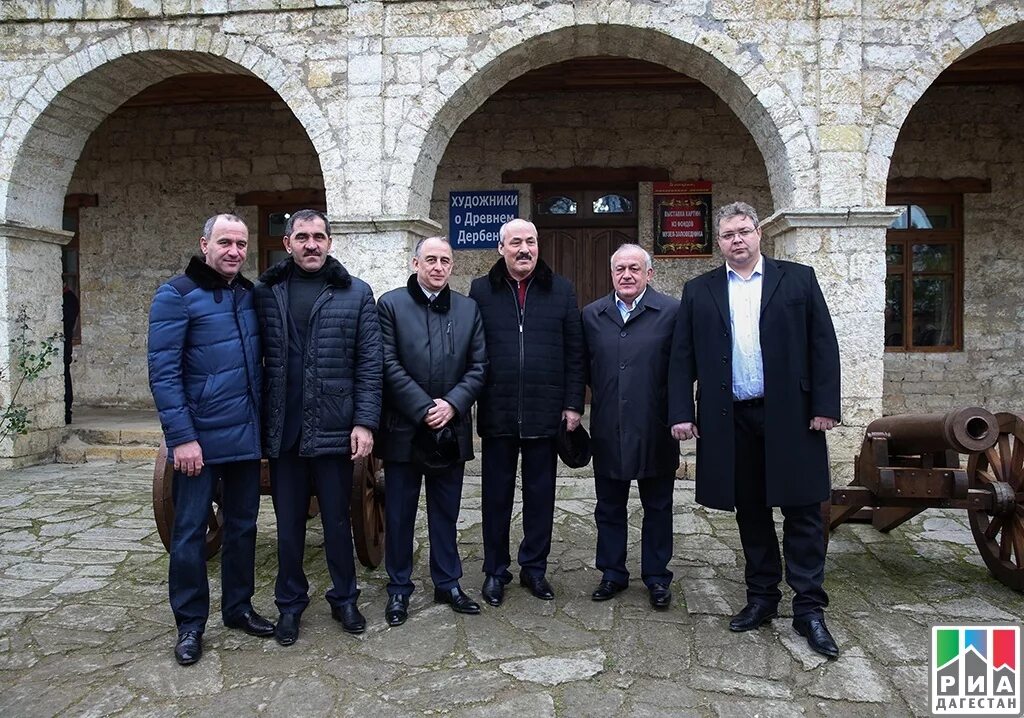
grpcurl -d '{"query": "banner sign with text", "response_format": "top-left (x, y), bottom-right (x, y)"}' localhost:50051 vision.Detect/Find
top-left (652, 181), bottom-right (713, 258)
top-left (449, 190), bottom-right (519, 250)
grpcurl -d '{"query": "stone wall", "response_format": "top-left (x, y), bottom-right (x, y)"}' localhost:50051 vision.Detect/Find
top-left (884, 83), bottom-right (1024, 415)
top-left (430, 87), bottom-right (773, 298)
top-left (66, 99), bottom-right (323, 408)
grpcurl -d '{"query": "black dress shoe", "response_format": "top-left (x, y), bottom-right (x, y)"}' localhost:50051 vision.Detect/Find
top-left (275, 613), bottom-right (300, 646)
top-left (385, 594), bottom-right (409, 626)
top-left (519, 573), bottom-right (555, 600)
top-left (793, 616), bottom-right (840, 659)
top-left (174, 630), bottom-right (203, 666)
top-left (331, 603), bottom-right (366, 634)
top-left (648, 583), bottom-right (672, 609)
top-left (729, 603), bottom-right (778, 632)
top-left (434, 586), bottom-right (481, 615)
top-left (481, 575), bottom-right (506, 606)
top-left (224, 609), bottom-right (275, 638)
top-left (591, 580), bottom-right (627, 601)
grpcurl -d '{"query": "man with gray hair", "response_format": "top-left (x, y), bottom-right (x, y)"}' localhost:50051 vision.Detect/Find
top-left (582, 243), bottom-right (679, 609)
top-left (470, 218), bottom-right (586, 605)
top-left (375, 235), bottom-right (487, 625)
top-left (669, 201), bottom-right (842, 658)
top-left (255, 208), bottom-right (383, 645)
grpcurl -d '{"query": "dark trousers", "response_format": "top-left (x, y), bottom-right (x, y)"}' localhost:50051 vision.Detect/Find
top-left (734, 403), bottom-right (828, 619)
top-left (270, 450), bottom-right (358, 614)
top-left (481, 436), bottom-right (557, 580)
top-left (384, 461), bottom-right (465, 596)
top-left (594, 474), bottom-right (674, 588)
top-left (168, 459), bottom-right (261, 633)
top-left (63, 352), bottom-right (73, 424)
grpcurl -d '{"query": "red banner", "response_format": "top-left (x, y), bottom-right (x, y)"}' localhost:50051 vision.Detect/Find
top-left (652, 181), bottom-right (713, 258)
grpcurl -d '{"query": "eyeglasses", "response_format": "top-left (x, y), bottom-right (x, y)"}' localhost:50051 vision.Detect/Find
top-left (719, 228), bottom-right (757, 242)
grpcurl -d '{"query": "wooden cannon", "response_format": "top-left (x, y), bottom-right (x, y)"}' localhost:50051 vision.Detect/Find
top-left (152, 439), bottom-right (385, 569)
top-left (827, 407), bottom-right (1024, 591)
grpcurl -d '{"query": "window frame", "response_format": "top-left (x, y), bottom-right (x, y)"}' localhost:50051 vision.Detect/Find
top-left (884, 192), bottom-right (964, 353)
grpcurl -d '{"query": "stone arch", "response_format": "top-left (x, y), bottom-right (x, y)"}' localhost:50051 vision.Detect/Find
top-left (0, 28), bottom-right (340, 230)
top-left (866, 6), bottom-right (1024, 204)
top-left (397, 22), bottom-right (812, 219)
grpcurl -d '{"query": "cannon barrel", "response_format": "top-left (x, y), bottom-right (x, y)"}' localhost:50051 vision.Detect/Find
top-left (865, 407), bottom-right (999, 455)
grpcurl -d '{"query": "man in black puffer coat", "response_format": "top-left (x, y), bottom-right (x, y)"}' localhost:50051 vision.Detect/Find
top-left (469, 218), bottom-right (585, 606)
top-left (254, 209), bottom-right (383, 645)
top-left (376, 236), bottom-right (487, 626)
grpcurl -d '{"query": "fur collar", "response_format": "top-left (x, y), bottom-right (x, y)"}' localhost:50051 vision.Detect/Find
top-left (258, 255), bottom-right (352, 289)
top-left (486, 257), bottom-right (553, 291)
top-left (185, 255), bottom-right (253, 291)
top-left (406, 273), bottom-right (451, 313)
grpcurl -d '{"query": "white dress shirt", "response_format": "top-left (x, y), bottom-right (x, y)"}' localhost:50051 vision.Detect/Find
top-left (615, 287), bottom-right (647, 324)
top-left (726, 256), bottom-right (765, 401)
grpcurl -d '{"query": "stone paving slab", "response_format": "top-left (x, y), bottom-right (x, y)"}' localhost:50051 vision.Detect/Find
top-left (0, 459), bottom-right (1022, 717)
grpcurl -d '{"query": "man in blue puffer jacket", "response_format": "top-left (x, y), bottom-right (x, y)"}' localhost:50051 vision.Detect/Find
top-left (148, 214), bottom-right (275, 666)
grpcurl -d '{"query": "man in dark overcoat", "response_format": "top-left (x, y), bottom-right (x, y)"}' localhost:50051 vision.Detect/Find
top-left (668, 201), bottom-right (842, 658)
top-left (376, 236), bottom-right (487, 625)
top-left (469, 218), bottom-right (586, 605)
top-left (254, 209), bottom-right (383, 645)
top-left (582, 243), bottom-right (679, 609)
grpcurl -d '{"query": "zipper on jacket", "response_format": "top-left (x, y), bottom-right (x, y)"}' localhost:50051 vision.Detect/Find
top-left (446, 320), bottom-right (454, 355)
top-left (509, 278), bottom-right (530, 436)
top-left (300, 286), bottom-right (333, 453)
top-left (229, 285), bottom-right (259, 453)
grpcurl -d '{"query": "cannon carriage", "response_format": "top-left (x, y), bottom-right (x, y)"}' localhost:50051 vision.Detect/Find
top-left (152, 439), bottom-right (385, 569)
top-left (827, 407), bottom-right (1024, 591)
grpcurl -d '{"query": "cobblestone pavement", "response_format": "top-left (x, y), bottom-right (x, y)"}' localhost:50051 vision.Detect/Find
top-left (1, 459), bottom-right (1021, 717)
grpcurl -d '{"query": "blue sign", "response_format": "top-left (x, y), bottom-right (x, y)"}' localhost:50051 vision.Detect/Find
top-left (449, 190), bottom-right (519, 250)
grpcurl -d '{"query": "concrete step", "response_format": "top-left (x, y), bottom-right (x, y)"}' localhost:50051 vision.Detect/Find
top-left (57, 435), bottom-right (158, 464)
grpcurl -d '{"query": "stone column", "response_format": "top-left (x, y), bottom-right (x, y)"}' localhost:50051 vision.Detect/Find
top-left (330, 217), bottom-right (442, 296)
top-left (0, 222), bottom-right (73, 468)
top-left (760, 207), bottom-right (901, 483)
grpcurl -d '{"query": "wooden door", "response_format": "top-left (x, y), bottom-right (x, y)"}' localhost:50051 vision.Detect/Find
top-left (540, 227), bottom-right (636, 309)
top-left (534, 185), bottom-right (638, 310)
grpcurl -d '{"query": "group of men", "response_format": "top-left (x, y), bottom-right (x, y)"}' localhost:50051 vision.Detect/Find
top-left (148, 200), bottom-right (842, 668)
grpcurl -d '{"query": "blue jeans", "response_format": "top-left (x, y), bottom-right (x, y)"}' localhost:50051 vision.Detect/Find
top-left (168, 460), bottom-right (261, 633)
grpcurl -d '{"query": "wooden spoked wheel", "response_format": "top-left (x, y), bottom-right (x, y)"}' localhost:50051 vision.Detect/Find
top-left (967, 412), bottom-right (1024, 591)
top-left (351, 454), bottom-right (385, 569)
top-left (152, 439), bottom-right (225, 559)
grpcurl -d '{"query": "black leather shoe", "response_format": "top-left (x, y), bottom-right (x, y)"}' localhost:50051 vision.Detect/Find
top-left (793, 616), bottom-right (840, 659)
top-left (481, 575), bottom-right (505, 607)
top-left (434, 586), bottom-right (481, 615)
top-left (224, 609), bottom-right (275, 638)
top-left (729, 603), bottom-right (778, 632)
top-left (385, 594), bottom-right (409, 626)
top-left (648, 584), bottom-right (672, 609)
top-left (174, 630), bottom-right (202, 666)
top-left (275, 613), bottom-right (300, 646)
top-left (591, 580), bottom-right (627, 602)
top-left (519, 573), bottom-right (555, 600)
top-left (331, 603), bottom-right (366, 634)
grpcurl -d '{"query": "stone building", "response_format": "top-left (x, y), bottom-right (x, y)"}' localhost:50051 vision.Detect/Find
top-left (0, 1), bottom-right (1021, 471)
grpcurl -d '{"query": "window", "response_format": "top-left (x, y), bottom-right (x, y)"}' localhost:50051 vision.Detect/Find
top-left (885, 194), bottom-right (963, 351)
top-left (533, 187), bottom-right (637, 228)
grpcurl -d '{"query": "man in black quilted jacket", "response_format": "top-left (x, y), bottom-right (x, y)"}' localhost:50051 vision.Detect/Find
top-left (254, 209), bottom-right (383, 645)
top-left (469, 218), bottom-right (586, 606)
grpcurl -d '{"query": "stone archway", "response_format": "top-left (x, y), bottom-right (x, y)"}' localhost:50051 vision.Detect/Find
top-left (0, 33), bottom-right (337, 464)
top-left (394, 23), bottom-right (814, 222)
top-left (865, 7), bottom-right (1024, 205)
